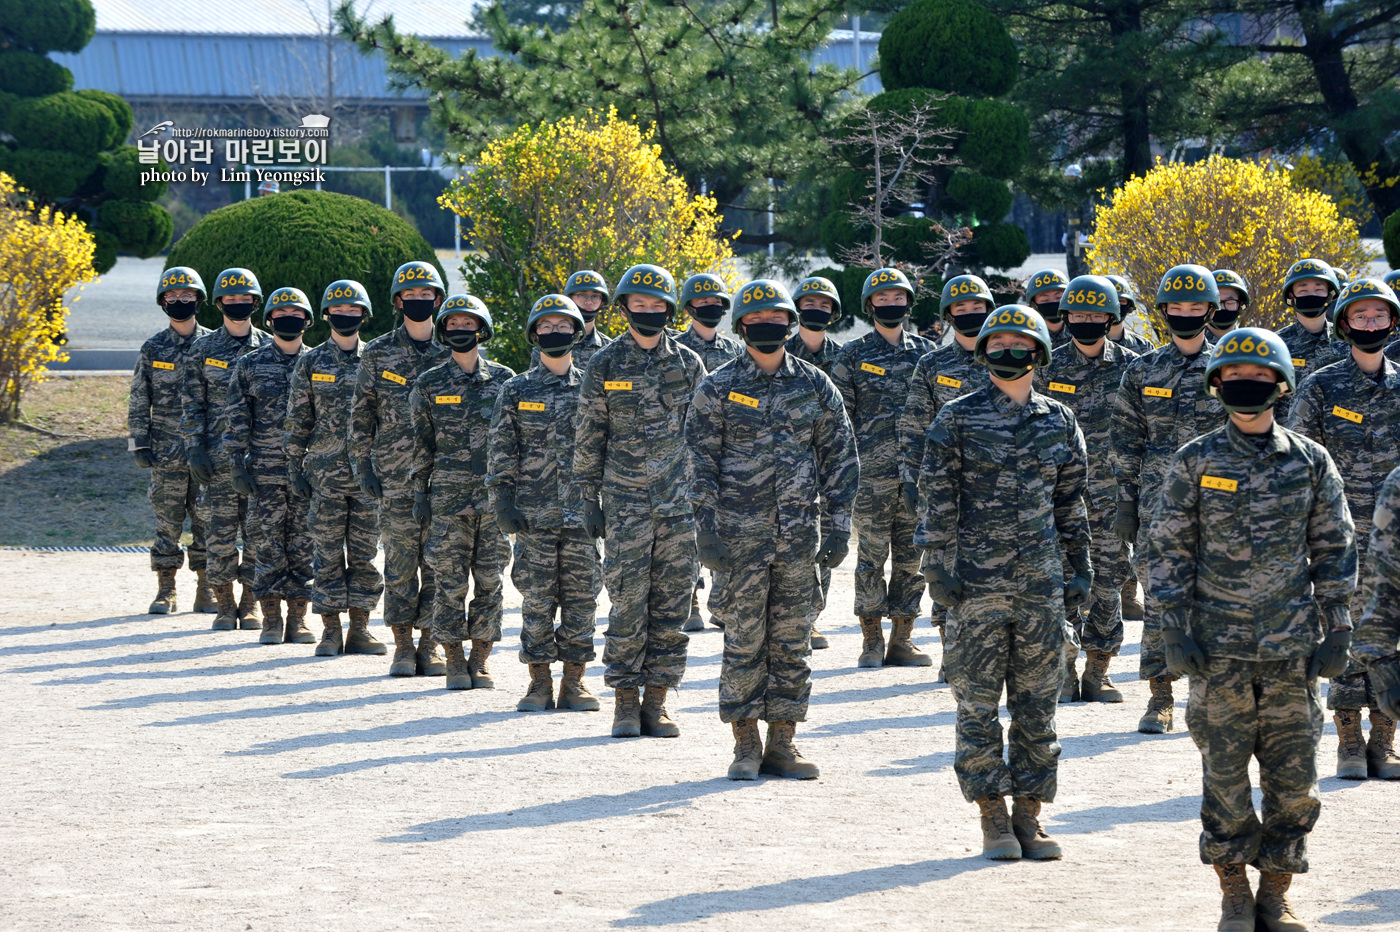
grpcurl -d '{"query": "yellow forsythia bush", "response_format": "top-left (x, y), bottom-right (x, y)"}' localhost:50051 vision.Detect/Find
top-left (0, 172), bottom-right (97, 422)
top-left (1089, 156), bottom-right (1375, 340)
top-left (440, 109), bottom-right (737, 371)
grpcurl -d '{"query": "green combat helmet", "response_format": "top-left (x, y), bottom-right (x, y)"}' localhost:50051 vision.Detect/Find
top-left (1105, 274), bottom-right (1141, 315)
top-left (680, 273), bottom-right (731, 311)
top-left (1282, 258), bottom-right (1339, 301)
top-left (1332, 267), bottom-right (1352, 291)
top-left (564, 269), bottom-right (609, 299)
top-left (1383, 269), bottom-right (1400, 293)
top-left (862, 267), bottom-right (915, 326)
top-left (1025, 269), bottom-right (1070, 304)
top-left (158, 266), bottom-right (206, 304)
top-left (614, 264), bottom-right (677, 313)
top-left (940, 274), bottom-right (995, 319)
top-left (434, 294), bottom-right (494, 344)
top-left (527, 293), bottom-right (585, 343)
top-left (1156, 264), bottom-right (1220, 309)
top-left (1205, 327), bottom-right (1295, 412)
top-left (1332, 278), bottom-right (1400, 348)
top-left (390, 260), bottom-right (446, 301)
top-left (975, 304), bottom-right (1054, 380)
top-left (794, 276), bottom-right (843, 323)
top-left (212, 267), bottom-right (262, 304)
top-left (1212, 269), bottom-right (1250, 306)
top-left (1060, 275), bottom-right (1123, 320)
top-left (320, 279), bottom-right (372, 316)
top-left (262, 286), bottom-right (314, 323)
top-left (732, 278), bottom-right (797, 328)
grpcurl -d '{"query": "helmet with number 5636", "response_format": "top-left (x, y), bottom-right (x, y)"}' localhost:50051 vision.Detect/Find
top-left (1155, 264), bottom-right (1220, 309)
top-left (974, 304), bottom-right (1053, 367)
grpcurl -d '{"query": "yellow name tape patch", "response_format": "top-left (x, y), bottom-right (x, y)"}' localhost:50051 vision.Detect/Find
top-left (205, 357), bottom-right (228, 369)
top-left (1048, 382), bottom-right (1076, 394)
top-left (1332, 406), bottom-right (1363, 424)
top-left (1292, 358), bottom-right (1307, 368)
top-left (728, 391), bottom-right (759, 408)
top-left (936, 375), bottom-right (962, 389)
top-left (1201, 475), bottom-right (1238, 492)
top-left (1143, 386), bottom-right (1173, 398)
top-left (518, 401), bottom-right (546, 412)
top-left (435, 395), bottom-right (461, 404)
top-left (860, 363), bottom-right (886, 375)
top-left (312, 373), bottom-right (335, 383)
top-left (604, 381), bottom-right (632, 391)
top-left (152, 360), bottom-right (175, 371)
top-left (382, 370), bottom-right (407, 386)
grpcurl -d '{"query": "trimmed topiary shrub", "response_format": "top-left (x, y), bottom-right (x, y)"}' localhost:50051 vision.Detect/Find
top-left (0, 50), bottom-right (74, 97)
top-left (946, 169), bottom-right (1013, 222)
top-left (878, 0), bottom-right (1017, 99)
top-left (1384, 210), bottom-right (1400, 271)
top-left (167, 189), bottom-right (445, 346)
top-left (101, 146), bottom-right (166, 202)
top-left (0, 0), bottom-right (96, 55)
top-left (969, 221), bottom-right (1031, 270)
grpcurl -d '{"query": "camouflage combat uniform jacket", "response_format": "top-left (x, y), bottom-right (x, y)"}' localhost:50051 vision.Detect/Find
top-left (180, 325), bottom-right (270, 460)
top-left (350, 326), bottom-right (449, 496)
top-left (130, 322), bottom-right (211, 463)
top-left (899, 340), bottom-right (989, 485)
top-left (409, 357), bottom-right (516, 516)
top-left (285, 339), bottom-right (361, 493)
top-left (223, 341), bottom-right (308, 481)
top-left (486, 363), bottom-right (588, 530)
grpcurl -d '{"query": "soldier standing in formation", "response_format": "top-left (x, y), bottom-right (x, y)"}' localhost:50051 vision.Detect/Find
top-left (688, 280), bottom-right (858, 780)
top-left (284, 280), bottom-right (386, 657)
top-left (223, 287), bottom-right (313, 645)
top-left (1274, 259), bottom-right (1346, 422)
top-left (831, 269), bottom-right (934, 670)
top-left (131, 267), bottom-right (213, 616)
top-left (351, 262), bottom-right (450, 677)
top-left (488, 295), bottom-right (603, 712)
top-left (1036, 275), bottom-right (1139, 704)
top-left (918, 305), bottom-right (1090, 862)
top-left (1148, 328), bottom-right (1356, 932)
top-left (1105, 274), bottom-right (1155, 356)
top-left (1354, 466), bottom-right (1400, 771)
top-left (1024, 269), bottom-right (1072, 347)
top-left (574, 265), bottom-right (705, 739)
top-left (1288, 278), bottom-right (1400, 780)
top-left (1208, 269), bottom-right (1249, 342)
top-left (181, 268), bottom-right (270, 630)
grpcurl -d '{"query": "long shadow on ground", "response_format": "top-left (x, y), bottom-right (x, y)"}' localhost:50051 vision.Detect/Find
top-left (283, 733), bottom-right (617, 780)
top-left (227, 710), bottom-right (518, 756)
top-left (1319, 889), bottom-right (1400, 927)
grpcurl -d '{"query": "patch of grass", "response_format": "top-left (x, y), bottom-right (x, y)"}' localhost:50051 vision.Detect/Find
top-left (0, 376), bottom-right (156, 547)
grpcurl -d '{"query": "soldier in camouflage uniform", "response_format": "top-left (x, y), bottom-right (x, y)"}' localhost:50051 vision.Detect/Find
top-left (1105, 275), bottom-right (1155, 355)
top-left (900, 274), bottom-right (996, 680)
top-left (1111, 264), bottom-right (1225, 734)
top-left (1036, 276), bottom-right (1139, 704)
top-left (223, 287), bottom-right (313, 645)
top-left (831, 268), bottom-right (934, 669)
top-left (1382, 269), bottom-right (1400, 360)
top-left (351, 261), bottom-right (451, 676)
top-left (285, 280), bottom-right (386, 658)
top-left (786, 276), bottom-right (846, 651)
top-left (130, 267), bottom-right (213, 616)
top-left (410, 295), bottom-right (515, 691)
top-left (1147, 328), bottom-right (1356, 932)
top-left (689, 280), bottom-right (859, 780)
top-left (489, 295), bottom-right (603, 713)
top-left (1274, 259), bottom-right (1347, 422)
top-left (674, 273), bottom-right (744, 633)
top-left (1208, 269), bottom-right (1249, 342)
top-left (917, 305), bottom-right (1091, 862)
top-left (531, 270), bottom-right (614, 369)
top-left (1025, 269), bottom-right (1072, 347)
top-left (182, 268), bottom-right (271, 630)
top-left (1287, 278), bottom-right (1400, 780)
top-left (574, 264), bottom-right (705, 739)
top-left (1354, 465), bottom-right (1400, 778)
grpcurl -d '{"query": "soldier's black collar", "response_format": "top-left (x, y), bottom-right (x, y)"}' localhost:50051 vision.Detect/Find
top-left (736, 348), bottom-right (797, 379)
top-left (1224, 420), bottom-right (1288, 457)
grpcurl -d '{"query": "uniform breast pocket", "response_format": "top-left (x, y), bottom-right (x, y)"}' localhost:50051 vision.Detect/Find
top-left (1273, 468), bottom-right (1312, 517)
top-left (1198, 475), bottom-right (1244, 523)
top-left (1038, 445), bottom-right (1072, 485)
top-left (660, 390), bottom-right (689, 427)
top-left (785, 400), bottom-right (818, 443)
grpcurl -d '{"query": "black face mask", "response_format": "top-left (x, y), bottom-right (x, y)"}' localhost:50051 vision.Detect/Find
top-left (628, 312), bottom-right (668, 338)
top-left (1292, 294), bottom-right (1329, 318)
top-left (741, 322), bottom-right (790, 354)
top-left (689, 306), bottom-right (726, 328)
top-left (576, 306), bottom-right (600, 323)
top-left (164, 298), bottom-right (198, 321)
top-left (1165, 313), bottom-right (1208, 339)
top-left (441, 330), bottom-right (479, 353)
top-left (1067, 320), bottom-right (1109, 344)
top-left (328, 313), bottom-right (364, 336)
top-left (1118, 302), bottom-right (1135, 319)
top-left (270, 314), bottom-right (308, 338)
top-left (1216, 378), bottom-right (1280, 414)
top-left (1210, 310), bottom-right (1241, 328)
top-left (536, 331), bottom-right (576, 358)
top-left (1345, 324), bottom-right (1394, 354)
top-left (400, 298), bottom-right (436, 322)
top-left (799, 308), bottom-right (833, 331)
top-left (1035, 300), bottom-right (1062, 324)
top-left (952, 311), bottom-right (990, 338)
top-left (985, 347), bottom-right (1036, 380)
top-left (871, 304), bottom-right (908, 327)
top-left (221, 302), bottom-right (255, 321)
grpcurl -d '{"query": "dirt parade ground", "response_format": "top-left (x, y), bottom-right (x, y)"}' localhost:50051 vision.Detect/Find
top-left (1, 548), bottom-right (1397, 931)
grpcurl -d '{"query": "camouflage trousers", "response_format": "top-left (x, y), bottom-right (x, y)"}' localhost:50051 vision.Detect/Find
top-left (949, 594), bottom-right (1066, 803)
top-left (816, 511), bottom-right (836, 614)
top-left (1330, 551), bottom-right (1379, 710)
top-left (1186, 658), bottom-right (1323, 873)
top-left (248, 481), bottom-right (313, 602)
top-left (853, 479), bottom-right (924, 619)
top-left (424, 511), bottom-right (509, 646)
top-left (712, 533), bottom-right (821, 724)
top-left (200, 468), bottom-right (254, 588)
top-left (513, 527), bottom-right (601, 665)
top-left (1074, 508), bottom-right (1132, 656)
top-left (381, 495), bottom-right (435, 630)
top-left (600, 500), bottom-right (695, 689)
top-left (148, 465), bottom-right (206, 571)
top-left (1135, 520), bottom-right (1168, 679)
top-left (307, 486), bottom-right (383, 615)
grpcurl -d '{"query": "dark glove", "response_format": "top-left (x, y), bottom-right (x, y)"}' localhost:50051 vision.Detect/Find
top-left (133, 448), bottom-right (155, 469)
top-left (288, 463), bottom-right (312, 499)
top-left (1377, 678), bottom-right (1400, 723)
top-left (1307, 629), bottom-right (1352, 680)
top-left (231, 459), bottom-right (257, 497)
top-left (696, 529), bottom-right (732, 572)
top-left (412, 490), bottom-right (432, 527)
top-left (494, 494), bottom-right (528, 534)
top-left (815, 529), bottom-right (850, 568)
top-left (1064, 551), bottom-right (1094, 610)
top-left (584, 501), bottom-right (606, 539)
top-left (901, 480), bottom-right (919, 516)
top-left (1113, 501), bottom-right (1139, 543)
top-left (187, 445), bottom-right (214, 485)
top-left (1162, 627), bottom-right (1207, 678)
top-left (356, 460), bottom-right (382, 499)
top-left (923, 562), bottom-right (964, 608)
